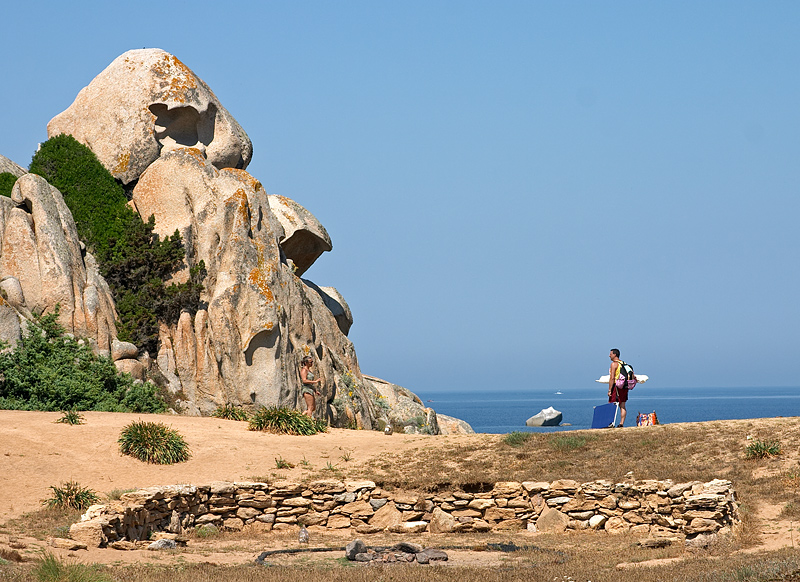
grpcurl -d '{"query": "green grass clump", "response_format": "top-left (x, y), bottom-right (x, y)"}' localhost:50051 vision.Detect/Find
top-left (502, 431), bottom-right (534, 447)
top-left (0, 307), bottom-right (165, 413)
top-left (248, 407), bottom-right (327, 435)
top-left (745, 438), bottom-right (781, 459)
top-left (0, 172), bottom-right (17, 198)
top-left (548, 434), bottom-right (594, 452)
top-left (118, 420), bottom-right (191, 464)
top-left (43, 481), bottom-right (99, 511)
top-left (212, 403), bottom-right (250, 421)
top-left (56, 410), bottom-right (85, 425)
top-left (33, 551), bottom-right (112, 582)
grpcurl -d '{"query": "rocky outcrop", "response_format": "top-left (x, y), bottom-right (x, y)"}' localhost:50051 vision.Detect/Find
top-left (10, 48), bottom-right (471, 430)
top-left (363, 375), bottom-right (473, 435)
top-left (0, 155), bottom-right (25, 178)
top-left (47, 48), bottom-right (252, 185)
top-left (128, 147), bottom-right (377, 419)
top-left (0, 173), bottom-right (117, 350)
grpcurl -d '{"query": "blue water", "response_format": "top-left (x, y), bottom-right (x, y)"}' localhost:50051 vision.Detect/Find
top-left (416, 386), bottom-right (800, 433)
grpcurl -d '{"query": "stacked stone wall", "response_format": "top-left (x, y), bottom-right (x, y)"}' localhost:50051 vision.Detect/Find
top-left (69, 478), bottom-right (739, 547)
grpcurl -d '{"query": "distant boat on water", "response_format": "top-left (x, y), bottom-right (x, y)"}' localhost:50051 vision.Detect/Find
top-left (554, 391), bottom-right (562, 395)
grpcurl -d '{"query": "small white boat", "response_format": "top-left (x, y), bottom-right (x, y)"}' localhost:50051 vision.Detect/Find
top-left (554, 391), bottom-right (562, 395)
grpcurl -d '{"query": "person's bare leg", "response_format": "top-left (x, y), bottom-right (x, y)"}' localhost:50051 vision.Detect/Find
top-left (303, 393), bottom-right (315, 417)
top-left (619, 402), bottom-right (626, 427)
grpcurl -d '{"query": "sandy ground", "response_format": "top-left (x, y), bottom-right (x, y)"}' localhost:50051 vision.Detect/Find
top-left (0, 410), bottom-right (797, 569)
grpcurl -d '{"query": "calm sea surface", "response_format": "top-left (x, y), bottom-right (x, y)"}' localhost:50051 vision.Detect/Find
top-left (415, 386), bottom-right (800, 433)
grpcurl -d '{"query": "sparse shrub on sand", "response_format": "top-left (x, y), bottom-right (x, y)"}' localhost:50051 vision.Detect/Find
top-left (118, 420), bottom-right (191, 464)
top-left (43, 481), bottom-right (99, 511)
top-left (248, 406), bottom-right (327, 435)
top-left (212, 403), bottom-right (250, 421)
top-left (55, 410), bottom-right (85, 425)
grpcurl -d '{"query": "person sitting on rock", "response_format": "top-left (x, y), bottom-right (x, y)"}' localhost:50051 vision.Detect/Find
top-left (300, 356), bottom-right (322, 417)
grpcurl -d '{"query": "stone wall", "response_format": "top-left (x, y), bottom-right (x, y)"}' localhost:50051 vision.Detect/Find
top-left (69, 478), bottom-right (739, 547)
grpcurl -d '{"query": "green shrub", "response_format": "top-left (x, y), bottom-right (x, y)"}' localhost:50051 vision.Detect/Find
top-left (56, 410), bottom-right (85, 425)
top-left (746, 439), bottom-right (781, 460)
top-left (33, 551), bottom-right (112, 582)
top-left (0, 172), bottom-right (17, 198)
top-left (28, 134), bottom-right (205, 356)
top-left (248, 407), bottom-right (327, 435)
top-left (0, 307), bottom-right (165, 413)
top-left (212, 403), bottom-right (250, 421)
top-left (118, 420), bottom-right (191, 464)
top-left (502, 431), bottom-right (534, 447)
top-left (43, 481), bottom-right (99, 511)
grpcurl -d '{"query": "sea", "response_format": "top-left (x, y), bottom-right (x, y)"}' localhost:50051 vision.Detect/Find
top-left (415, 385), bottom-right (800, 434)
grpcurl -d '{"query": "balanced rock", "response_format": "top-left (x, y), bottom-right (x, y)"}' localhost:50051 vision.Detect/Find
top-left (48, 48), bottom-right (252, 184)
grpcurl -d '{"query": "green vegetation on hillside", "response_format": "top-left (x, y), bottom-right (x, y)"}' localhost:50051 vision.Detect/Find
top-left (0, 172), bottom-right (16, 198)
top-left (0, 308), bottom-right (165, 412)
top-left (28, 134), bottom-right (205, 355)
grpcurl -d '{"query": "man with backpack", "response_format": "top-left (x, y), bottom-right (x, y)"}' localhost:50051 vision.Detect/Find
top-left (608, 348), bottom-right (631, 428)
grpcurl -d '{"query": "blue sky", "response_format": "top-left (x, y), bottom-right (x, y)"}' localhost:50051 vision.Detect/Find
top-left (2, 1), bottom-right (798, 393)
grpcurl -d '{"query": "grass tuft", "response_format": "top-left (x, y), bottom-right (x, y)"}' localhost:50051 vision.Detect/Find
top-left (118, 420), bottom-right (191, 464)
top-left (502, 431), bottom-right (533, 447)
top-left (275, 456), bottom-right (295, 469)
top-left (248, 407), bottom-right (327, 435)
top-left (33, 551), bottom-right (112, 582)
top-left (212, 403), bottom-right (250, 421)
top-left (548, 434), bottom-right (594, 452)
top-left (745, 439), bottom-right (781, 460)
top-left (42, 481), bottom-right (99, 511)
top-left (55, 410), bottom-right (85, 425)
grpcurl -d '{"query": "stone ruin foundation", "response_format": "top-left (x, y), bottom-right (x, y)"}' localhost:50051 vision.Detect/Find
top-left (68, 477), bottom-right (739, 550)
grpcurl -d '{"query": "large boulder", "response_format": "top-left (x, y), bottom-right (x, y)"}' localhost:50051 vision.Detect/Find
top-left (47, 48), bottom-right (252, 184)
top-left (0, 174), bottom-right (117, 350)
top-left (526, 406), bottom-right (562, 427)
top-left (363, 375), bottom-right (441, 434)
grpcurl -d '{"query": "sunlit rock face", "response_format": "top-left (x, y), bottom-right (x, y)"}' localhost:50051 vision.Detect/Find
top-left (132, 148), bottom-right (379, 421)
top-left (47, 48), bottom-right (252, 184)
top-left (0, 173), bottom-right (117, 350)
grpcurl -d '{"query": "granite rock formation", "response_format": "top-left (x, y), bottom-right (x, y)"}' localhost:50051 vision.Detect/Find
top-left (47, 49), bottom-right (252, 185)
top-left (0, 173), bottom-right (117, 351)
top-left (0, 48), bottom-right (472, 433)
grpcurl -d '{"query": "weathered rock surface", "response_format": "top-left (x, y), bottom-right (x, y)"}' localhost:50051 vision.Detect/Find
top-left (129, 147), bottom-right (380, 419)
top-left (364, 375), bottom-right (473, 434)
top-left (526, 406), bottom-right (562, 427)
top-left (0, 155), bottom-right (25, 178)
top-left (48, 48), bottom-right (252, 185)
top-left (0, 174), bottom-right (117, 350)
top-left (437, 413), bottom-right (476, 435)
